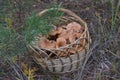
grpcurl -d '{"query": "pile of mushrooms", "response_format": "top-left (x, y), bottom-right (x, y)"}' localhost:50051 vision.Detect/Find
top-left (39, 22), bottom-right (85, 57)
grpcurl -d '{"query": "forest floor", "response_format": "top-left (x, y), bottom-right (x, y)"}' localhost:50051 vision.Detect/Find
top-left (0, 0), bottom-right (120, 80)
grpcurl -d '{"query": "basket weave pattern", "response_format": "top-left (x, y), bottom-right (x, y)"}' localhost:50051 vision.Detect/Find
top-left (29, 8), bottom-right (91, 74)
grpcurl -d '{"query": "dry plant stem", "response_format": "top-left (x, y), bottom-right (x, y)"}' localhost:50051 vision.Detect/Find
top-left (105, 49), bottom-right (120, 59)
top-left (29, 45), bottom-right (49, 57)
top-left (77, 42), bottom-right (99, 80)
top-left (7, 57), bottom-right (28, 80)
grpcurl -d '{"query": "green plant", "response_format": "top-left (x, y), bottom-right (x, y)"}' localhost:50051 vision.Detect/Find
top-left (0, 0), bottom-right (63, 61)
top-left (21, 62), bottom-right (37, 80)
top-left (24, 7), bottom-right (63, 44)
top-left (0, 26), bottom-right (27, 61)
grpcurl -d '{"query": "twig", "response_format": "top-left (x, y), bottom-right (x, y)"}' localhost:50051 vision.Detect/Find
top-left (76, 42), bottom-right (99, 80)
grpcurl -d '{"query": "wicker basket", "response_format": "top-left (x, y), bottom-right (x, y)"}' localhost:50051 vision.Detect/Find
top-left (29, 8), bottom-right (91, 74)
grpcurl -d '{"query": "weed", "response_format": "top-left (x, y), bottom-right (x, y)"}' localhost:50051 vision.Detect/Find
top-left (21, 62), bottom-right (37, 80)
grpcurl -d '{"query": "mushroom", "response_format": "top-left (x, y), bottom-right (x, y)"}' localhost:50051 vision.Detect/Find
top-left (58, 22), bottom-right (83, 44)
top-left (69, 32), bottom-right (76, 43)
top-left (39, 37), bottom-right (56, 49)
top-left (78, 46), bottom-right (84, 51)
top-left (66, 22), bottom-right (82, 32)
top-left (69, 31), bottom-right (82, 43)
top-left (58, 30), bottom-right (69, 40)
top-left (56, 37), bottom-right (66, 48)
top-left (49, 27), bottom-right (63, 36)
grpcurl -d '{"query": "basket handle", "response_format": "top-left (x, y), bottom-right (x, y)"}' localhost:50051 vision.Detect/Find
top-left (38, 8), bottom-right (86, 26)
top-left (38, 8), bottom-right (91, 45)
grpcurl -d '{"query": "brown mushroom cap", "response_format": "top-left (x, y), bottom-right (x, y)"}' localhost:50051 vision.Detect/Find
top-left (66, 22), bottom-right (82, 32)
top-left (39, 38), bottom-right (56, 49)
top-left (69, 31), bottom-right (82, 43)
top-left (49, 27), bottom-right (64, 36)
top-left (56, 37), bottom-right (66, 48)
top-left (69, 32), bottom-right (76, 43)
top-left (58, 30), bottom-right (69, 40)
